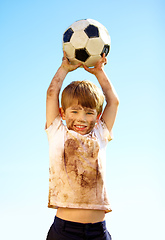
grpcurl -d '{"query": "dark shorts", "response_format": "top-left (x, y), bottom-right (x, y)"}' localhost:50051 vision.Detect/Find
top-left (46, 216), bottom-right (112, 240)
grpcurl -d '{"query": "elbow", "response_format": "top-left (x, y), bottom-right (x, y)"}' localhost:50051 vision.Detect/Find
top-left (47, 87), bottom-right (53, 98)
top-left (108, 96), bottom-right (119, 107)
top-left (112, 99), bottom-right (119, 108)
top-left (114, 93), bottom-right (120, 106)
top-left (115, 97), bottom-right (119, 106)
top-left (46, 85), bottom-right (56, 98)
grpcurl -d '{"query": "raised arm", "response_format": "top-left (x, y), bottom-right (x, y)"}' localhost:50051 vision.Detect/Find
top-left (83, 54), bottom-right (119, 132)
top-left (46, 53), bottom-right (81, 128)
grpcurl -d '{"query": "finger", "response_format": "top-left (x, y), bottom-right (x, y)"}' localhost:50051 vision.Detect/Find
top-left (74, 63), bottom-right (82, 69)
top-left (62, 54), bottom-right (70, 63)
top-left (100, 54), bottom-right (107, 65)
top-left (83, 64), bottom-right (91, 72)
top-left (102, 53), bottom-right (106, 58)
top-left (62, 51), bottom-right (67, 61)
top-left (104, 57), bottom-right (107, 65)
top-left (63, 51), bottom-right (67, 57)
top-left (83, 64), bottom-right (94, 74)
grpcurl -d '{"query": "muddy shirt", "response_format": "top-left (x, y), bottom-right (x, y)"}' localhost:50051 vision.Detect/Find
top-left (45, 115), bottom-right (113, 213)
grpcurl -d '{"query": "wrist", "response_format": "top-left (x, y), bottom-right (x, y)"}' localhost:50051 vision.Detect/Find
top-left (94, 68), bottom-right (105, 78)
top-left (59, 65), bottom-right (69, 75)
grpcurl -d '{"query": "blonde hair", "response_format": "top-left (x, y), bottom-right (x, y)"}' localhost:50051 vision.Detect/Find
top-left (61, 80), bottom-right (104, 115)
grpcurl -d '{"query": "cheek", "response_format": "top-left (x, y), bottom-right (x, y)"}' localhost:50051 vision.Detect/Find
top-left (66, 117), bottom-right (74, 129)
top-left (88, 120), bottom-right (96, 131)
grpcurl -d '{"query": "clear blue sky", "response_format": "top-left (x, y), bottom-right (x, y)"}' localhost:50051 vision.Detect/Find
top-left (0, 0), bottom-right (165, 239)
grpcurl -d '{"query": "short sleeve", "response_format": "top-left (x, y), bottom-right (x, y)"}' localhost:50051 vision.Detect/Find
top-left (95, 118), bottom-right (113, 144)
top-left (45, 115), bottom-right (63, 140)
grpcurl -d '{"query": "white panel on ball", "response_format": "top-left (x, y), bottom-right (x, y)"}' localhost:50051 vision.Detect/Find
top-left (86, 38), bottom-right (104, 55)
top-left (70, 31), bottom-right (88, 49)
top-left (63, 43), bottom-right (75, 59)
top-left (71, 20), bottom-right (90, 31)
top-left (85, 55), bottom-right (101, 67)
top-left (99, 28), bottom-right (111, 44)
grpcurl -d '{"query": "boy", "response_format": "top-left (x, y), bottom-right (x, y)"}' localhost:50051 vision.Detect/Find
top-left (45, 52), bottom-right (119, 240)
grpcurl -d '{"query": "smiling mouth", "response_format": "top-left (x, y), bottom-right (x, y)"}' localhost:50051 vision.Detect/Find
top-left (74, 125), bottom-right (87, 130)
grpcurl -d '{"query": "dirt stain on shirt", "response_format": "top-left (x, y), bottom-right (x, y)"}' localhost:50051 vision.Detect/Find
top-left (64, 137), bottom-right (101, 193)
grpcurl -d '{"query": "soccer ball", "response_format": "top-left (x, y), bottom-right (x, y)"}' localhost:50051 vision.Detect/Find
top-left (62, 19), bottom-right (111, 67)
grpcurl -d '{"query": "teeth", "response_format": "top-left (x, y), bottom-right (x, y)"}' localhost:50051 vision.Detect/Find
top-left (75, 125), bottom-right (86, 128)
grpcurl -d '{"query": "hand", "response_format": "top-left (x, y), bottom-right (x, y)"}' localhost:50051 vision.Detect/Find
top-left (61, 51), bottom-right (82, 72)
top-left (83, 53), bottom-right (107, 75)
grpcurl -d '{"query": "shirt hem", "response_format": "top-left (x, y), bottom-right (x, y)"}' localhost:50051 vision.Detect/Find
top-left (48, 202), bottom-right (112, 213)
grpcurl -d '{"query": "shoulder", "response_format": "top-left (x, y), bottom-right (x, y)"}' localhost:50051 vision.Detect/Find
top-left (94, 118), bottom-right (113, 143)
top-left (45, 115), bottom-right (65, 140)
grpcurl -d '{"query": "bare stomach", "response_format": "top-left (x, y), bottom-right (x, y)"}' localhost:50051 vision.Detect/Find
top-left (56, 207), bottom-right (105, 223)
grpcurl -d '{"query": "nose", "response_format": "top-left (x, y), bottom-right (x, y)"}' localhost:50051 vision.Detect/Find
top-left (77, 112), bottom-right (86, 122)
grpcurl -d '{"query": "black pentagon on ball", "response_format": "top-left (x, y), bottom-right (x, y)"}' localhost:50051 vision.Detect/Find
top-left (63, 28), bottom-right (74, 42)
top-left (75, 48), bottom-right (90, 62)
top-left (84, 25), bottom-right (99, 38)
top-left (101, 45), bottom-right (110, 57)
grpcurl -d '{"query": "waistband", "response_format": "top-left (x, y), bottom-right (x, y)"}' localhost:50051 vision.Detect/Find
top-left (54, 216), bottom-right (106, 233)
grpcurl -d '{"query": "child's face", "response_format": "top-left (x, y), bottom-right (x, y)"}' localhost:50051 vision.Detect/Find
top-left (61, 101), bottom-right (99, 135)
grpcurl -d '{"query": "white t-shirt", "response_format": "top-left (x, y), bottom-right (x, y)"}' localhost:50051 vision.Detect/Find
top-left (45, 115), bottom-right (113, 213)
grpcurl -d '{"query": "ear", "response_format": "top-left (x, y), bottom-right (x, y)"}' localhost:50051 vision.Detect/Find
top-left (59, 107), bottom-right (65, 120)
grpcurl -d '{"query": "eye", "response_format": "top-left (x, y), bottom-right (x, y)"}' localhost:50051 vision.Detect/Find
top-left (86, 112), bottom-right (93, 115)
top-left (71, 110), bottom-right (78, 114)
